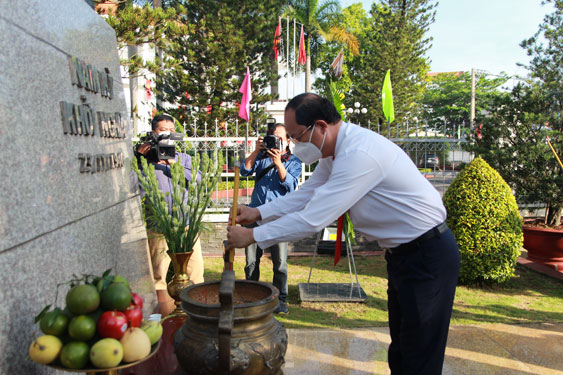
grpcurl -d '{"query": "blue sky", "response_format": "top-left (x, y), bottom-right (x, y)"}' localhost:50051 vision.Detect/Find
top-left (339, 0), bottom-right (553, 78)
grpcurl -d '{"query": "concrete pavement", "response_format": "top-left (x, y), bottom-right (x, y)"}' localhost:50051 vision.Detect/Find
top-left (284, 323), bottom-right (563, 375)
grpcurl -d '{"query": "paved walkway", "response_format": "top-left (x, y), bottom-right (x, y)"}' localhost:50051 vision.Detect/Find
top-left (283, 323), bottom-right (563, 375)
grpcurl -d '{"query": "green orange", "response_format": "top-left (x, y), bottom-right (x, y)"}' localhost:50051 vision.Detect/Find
top-left (68, 315), bottom-right (96, 341)
top-left (60, 341), bottom-right (90, 369)
top-left (66, 284), bottom-right (100, 315)
top-left (39, 310), bottom-right (69, 336)
top-left (101, 283), bottom-right (131, 311)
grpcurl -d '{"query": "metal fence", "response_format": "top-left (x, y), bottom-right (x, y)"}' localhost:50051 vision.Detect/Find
top-left (137, 119), bottom-right (473, 219)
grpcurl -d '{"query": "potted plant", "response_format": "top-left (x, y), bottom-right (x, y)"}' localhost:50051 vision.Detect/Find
top-left (132, 150), bottom-right (222, 310)
top-left (443, 157), bottom-right (523, 284)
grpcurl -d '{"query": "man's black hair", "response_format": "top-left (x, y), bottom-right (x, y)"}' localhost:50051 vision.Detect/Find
top-left (285, 93), bottom-right (341, 126)
top-left (151, 114), bottom-right (175, 131)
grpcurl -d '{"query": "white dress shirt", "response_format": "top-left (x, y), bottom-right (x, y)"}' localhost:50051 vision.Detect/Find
top-left (254, 122), bottom-right (446, 249)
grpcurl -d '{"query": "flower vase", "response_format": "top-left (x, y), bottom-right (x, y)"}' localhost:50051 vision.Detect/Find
top-left (167, 251), bottom-right (193, 316)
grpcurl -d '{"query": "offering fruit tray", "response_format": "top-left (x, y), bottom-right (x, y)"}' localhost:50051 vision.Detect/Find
top-left (46, 339), bottom-right (160, 375)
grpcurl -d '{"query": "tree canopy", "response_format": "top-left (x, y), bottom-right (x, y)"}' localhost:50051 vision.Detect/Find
top-left (421, 72), bottom-right (509, 135)
top-left (347, 0), bottom-right (437, 127)
top-left (471, 0), bottom-right (562, 226)
top-left (104, 0), bottom-right (284, 132)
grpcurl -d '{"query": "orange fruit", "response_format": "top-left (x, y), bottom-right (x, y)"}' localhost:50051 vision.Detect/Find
top-left (68, 315), bottom-right (96, 341)
top-left (66, 284), bottom-right (100, 315)
top-left (59, 341), bottom-right (90, 369)
top-left (39, 310), bottom-right (69, 336)
top-left (112, 275), bottom-right (130, 290)
top-left (101, 283), bottom-right (131, 311)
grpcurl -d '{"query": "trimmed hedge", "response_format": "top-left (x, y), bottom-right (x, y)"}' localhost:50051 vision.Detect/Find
top-left (443, 157), bottom-right (523, 284)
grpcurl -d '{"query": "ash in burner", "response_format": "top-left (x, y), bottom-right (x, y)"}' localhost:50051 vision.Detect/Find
top-left (187, 282), bottom-right (271, 305)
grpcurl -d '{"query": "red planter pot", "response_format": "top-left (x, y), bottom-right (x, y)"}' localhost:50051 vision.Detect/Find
top-left (522, 225), bottom-right (563, 270)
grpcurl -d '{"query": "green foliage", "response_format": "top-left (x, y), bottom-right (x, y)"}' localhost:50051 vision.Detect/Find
top-left (104, 3), bottom-right (187, 77)
top-left (105, 0), bottom-right (284, 130)
top-left (520, 0), bottom-right (563, 94)
top-left (132, 151), bottom-right (223, 253)
top-left (157, 0), bottom-right (284, 129)
top-left (488, 0), bottom-right (563, 227)
top-left (421, 72), bottom-right (509, 135)
top-left (347, 0), bottom-right (437, 127)
top-left (313, 3), bottom-right (369, 95)
top-left (469, 83), bottom-right (562, 227)
top-left (443, 157), bottom-right (523, 284)
top-left (216, 179), bottom-right (255, 191)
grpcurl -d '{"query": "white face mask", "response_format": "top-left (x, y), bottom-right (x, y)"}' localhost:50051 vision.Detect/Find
top-left (293, 124), bottom-right (326, 164)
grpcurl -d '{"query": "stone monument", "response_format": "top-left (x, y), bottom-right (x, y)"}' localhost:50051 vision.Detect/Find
top-left (0, 1), bottom-right (155, 373)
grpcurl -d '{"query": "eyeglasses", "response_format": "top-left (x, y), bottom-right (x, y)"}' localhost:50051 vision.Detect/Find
top-left (288, 124), bottom-right (313, 143)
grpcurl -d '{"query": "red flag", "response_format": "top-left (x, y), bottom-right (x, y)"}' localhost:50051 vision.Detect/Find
top-left (334, 215), bottom-right (345, 266)
top-left (298, 25), bottom-right (306, 66)
top-left (273, 17), bottom-right (281, 60)
top-left (238, 67), bottom-right (252, 121)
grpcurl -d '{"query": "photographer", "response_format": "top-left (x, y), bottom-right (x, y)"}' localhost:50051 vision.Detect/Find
top-left (240, 122), bottom-right (302, 314)
top-left (135, 114), bottom-right (204, 302)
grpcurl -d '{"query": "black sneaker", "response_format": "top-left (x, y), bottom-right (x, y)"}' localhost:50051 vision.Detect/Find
top-left (275, 300), bottom-right (289, 315)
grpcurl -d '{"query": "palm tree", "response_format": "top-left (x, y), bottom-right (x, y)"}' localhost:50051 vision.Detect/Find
top-left (284, 0), bottom-right (358, 92)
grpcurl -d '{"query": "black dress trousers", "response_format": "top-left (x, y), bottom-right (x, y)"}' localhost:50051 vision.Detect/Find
top-left (385, 227), bottom-right (460, 375)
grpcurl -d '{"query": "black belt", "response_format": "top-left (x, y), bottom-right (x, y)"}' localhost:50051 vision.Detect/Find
top-left (387, 221), bottom-right (449, 255)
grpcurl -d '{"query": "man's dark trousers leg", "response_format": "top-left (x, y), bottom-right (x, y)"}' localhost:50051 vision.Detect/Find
top-left (385, 229), bottom-right (460, 375)
top-left (245, 242), bottom-right (288, 303)
top-left (245, 242), bottom-right (263, 281)
top-left (270, 241), bottom-right (288, 302)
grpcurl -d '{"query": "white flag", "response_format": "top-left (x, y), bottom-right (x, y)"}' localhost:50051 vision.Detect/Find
top-left (330, 49), bottom-right (344, 79)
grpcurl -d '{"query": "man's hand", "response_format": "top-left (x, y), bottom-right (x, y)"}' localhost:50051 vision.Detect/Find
top-left (227, 226), bottom-right (255, 249)
top-left (255, 137), bottom-right (265, 153)
top-left (267, 148), bottom-right (282, 167)
top-left (229, 205), bottom-right (261, 226)
top-left (137, 143), bottom-right (151, 155)
top-left (156, 158), bottom-right (176, 166)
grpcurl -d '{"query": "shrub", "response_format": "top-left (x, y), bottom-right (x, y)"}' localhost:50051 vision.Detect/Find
top-left (443, 157), bottom-right (523, 284)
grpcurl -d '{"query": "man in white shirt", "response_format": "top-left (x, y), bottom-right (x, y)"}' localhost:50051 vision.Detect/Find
top-left (227, 93), bottom-right (460, 375)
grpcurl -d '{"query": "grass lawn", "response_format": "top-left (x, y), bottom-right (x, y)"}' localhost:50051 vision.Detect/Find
top-left (202, 255), bottom-right (563, 329)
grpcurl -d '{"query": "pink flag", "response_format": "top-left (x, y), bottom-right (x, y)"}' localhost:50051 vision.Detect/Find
top-left (273, 17), bottom-right (281, 60)
top-left (298, 25), bottom-right (306, 66)
top-left (238, 67), bottom-right (252, 121)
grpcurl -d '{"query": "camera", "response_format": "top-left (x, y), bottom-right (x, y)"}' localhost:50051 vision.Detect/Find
top-left (136, 131), bottom-right (184, 162)
top-left (263, 117), bottom-right (282, 151)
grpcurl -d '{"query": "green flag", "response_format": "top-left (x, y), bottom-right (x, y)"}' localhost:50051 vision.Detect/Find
top-left (382, 69), bottom-right (395, 123)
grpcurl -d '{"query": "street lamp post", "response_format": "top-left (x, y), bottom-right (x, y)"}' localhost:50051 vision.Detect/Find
top-left (347, 102), bottom-right (368, 125)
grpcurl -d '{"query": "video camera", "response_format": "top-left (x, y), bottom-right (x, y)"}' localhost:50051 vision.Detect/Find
top-left (136, 131), bottom-right (184, 163)
top-left (263, 117), bottom-right (282, 151)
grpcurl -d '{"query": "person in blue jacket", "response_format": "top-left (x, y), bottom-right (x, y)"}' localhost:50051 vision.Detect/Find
top-left (135, 114), bottom-right (204, 303)
top-left (240, 123), bottom-right (302, 314)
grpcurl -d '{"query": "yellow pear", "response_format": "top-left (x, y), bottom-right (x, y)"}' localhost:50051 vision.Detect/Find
top-left (120, 327), bottom-right (151, 363)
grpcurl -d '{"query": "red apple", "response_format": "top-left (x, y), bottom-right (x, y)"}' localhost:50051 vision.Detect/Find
top-left (97, 311), bottom-right (128, 339)
top-left (131, 292), bottom-right (143, 309)
top-left (124, 306), bottom-right (143, 328)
